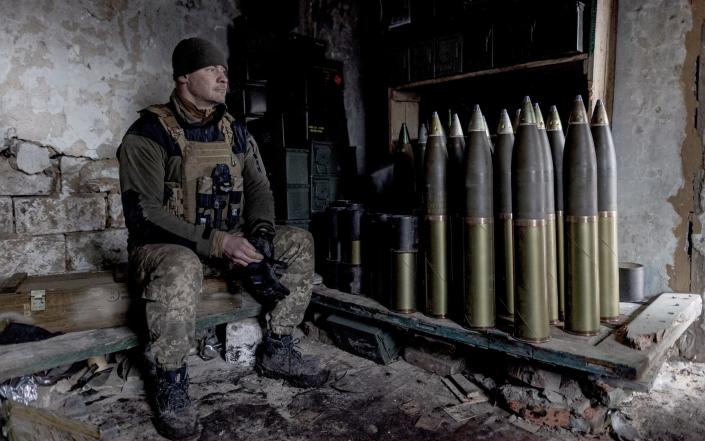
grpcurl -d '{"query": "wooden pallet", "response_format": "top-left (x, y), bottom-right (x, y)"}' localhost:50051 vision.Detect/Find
top-left (311, 286), bottom-right (701, 386)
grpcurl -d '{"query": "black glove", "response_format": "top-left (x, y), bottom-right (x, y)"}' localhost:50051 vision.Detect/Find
top-left (245, 229), bottom-right (290, 302)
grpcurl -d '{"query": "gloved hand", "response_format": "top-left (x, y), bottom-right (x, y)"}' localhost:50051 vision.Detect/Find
top-left (244, 228), bottom-right (290, 302)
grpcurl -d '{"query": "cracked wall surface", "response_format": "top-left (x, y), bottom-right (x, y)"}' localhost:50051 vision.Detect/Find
top-left (612, 0), bottom-right (694, 296)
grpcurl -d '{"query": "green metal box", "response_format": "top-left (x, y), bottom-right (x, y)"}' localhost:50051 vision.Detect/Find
top-left (311, 177), bottom-right (339, 213)
top-left (285, 148), bottom-right (310, 186)
top-left (283, 184), bottom-right (310, 220)
top-left (310, 141), bottom-right (339, 177)
top-left (325, 314), bottom-right (401, 365)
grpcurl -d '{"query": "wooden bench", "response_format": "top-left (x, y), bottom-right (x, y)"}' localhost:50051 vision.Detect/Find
top-left (0, 272), bottom-right (261, 382)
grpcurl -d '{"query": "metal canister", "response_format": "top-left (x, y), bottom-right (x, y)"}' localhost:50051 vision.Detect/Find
top-left (591, 99), bottom-right (619, 322)
top-left (390, 215), bottom-right (418, 313)
top-left (424, 112), bottom-right (449, 318)
top-left (535, 103), bottom-right (559, 324)
top-left (563, 96), bottom-right (600, 335)
top-left (339, 203), bottom-right (365, 295)
top-left (324, 204), bottom-right (346, 288)
top-left (546, 106), bottom-right (566, 319)
top-left (512, 97), bottom-right (550, 343)
top-left (494, 109), bottom-right (515, 318)
top-left (463, 105), bottom-right (495, 329)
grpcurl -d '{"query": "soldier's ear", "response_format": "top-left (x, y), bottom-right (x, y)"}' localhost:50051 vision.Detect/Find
top-left (176, 74), bottom-right (189, 85)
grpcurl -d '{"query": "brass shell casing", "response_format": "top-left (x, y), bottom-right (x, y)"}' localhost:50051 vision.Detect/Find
top-left (425, 216), bottom-right (448, 318)
top-left (463, 217), bottom-right (495, 328)
top-left (564, 216), bottom-right (600, 335)
top-left (598, 212), bottom-right (619, 321)
top-left (546, 215), bottom-right (559, 324)
top-left (391, 250), bottom-right (417, 313)
top-left (556, 211), bottom-right (565, 319)
top-left (513, 219), bottom-right (550, 343)
top-left (496, 213), bottom-right (515, 317)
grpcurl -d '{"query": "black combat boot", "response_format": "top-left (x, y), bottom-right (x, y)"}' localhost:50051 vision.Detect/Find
top-left (255, 333), bottom-right (330, 388)
top-left (152, 364), bottom-right (199, 440)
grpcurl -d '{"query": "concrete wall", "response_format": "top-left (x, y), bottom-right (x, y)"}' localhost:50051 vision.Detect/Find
top-left (612, 0), bottom-right (705, 296)
top-left (612, 0), bottom-right (705, 359)
top-left (0, 0), bottom-right (365, 277)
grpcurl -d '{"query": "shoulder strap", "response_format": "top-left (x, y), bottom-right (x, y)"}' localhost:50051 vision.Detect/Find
top-left (142, 104), bottom-right (188, 151)
top-left (229, 117), bottom-right (248, 154)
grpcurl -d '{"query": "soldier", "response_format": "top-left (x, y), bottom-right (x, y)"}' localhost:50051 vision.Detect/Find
top-left (117, 37), bottom-right (329, 440)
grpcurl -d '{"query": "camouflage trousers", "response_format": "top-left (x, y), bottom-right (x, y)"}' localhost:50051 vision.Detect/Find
top-left (131, 225), bottom-right (314, 370)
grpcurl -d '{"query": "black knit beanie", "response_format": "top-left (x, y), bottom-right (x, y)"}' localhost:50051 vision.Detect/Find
top-left (172, 37), bottom-right (227, 79)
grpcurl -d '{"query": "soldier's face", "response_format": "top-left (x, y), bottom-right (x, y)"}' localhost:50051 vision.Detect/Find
top-left (182, 65), bottom-right (228, 107)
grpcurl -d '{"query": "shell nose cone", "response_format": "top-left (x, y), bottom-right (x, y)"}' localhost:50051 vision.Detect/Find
top-left (591, 99), bottom-right (610, 126)
top-left (568, 95), bottom-right (589, 125)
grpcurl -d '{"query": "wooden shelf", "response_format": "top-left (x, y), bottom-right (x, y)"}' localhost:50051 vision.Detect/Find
top-left (395, 53), bottom-right (589, 90)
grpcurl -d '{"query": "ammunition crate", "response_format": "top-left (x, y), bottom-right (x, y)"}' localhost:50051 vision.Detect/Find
top-left (310, 141), bottom-right (339, 177)
top-left (281, 184), bottom-right (310, 220)
top-left (311, 177), bottom-right (339, 213)
top-left (409, 39), bottom-right (434, 82)
top-left (435, 34), bottom-right (463, 78)
top-left (285, 148), bottom-right (310, 186)
top-left (325, 314), bottom-right (401, 365)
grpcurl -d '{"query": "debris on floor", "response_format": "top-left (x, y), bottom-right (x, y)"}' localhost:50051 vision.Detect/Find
top-left (0, 332), bottom-right (704, 441)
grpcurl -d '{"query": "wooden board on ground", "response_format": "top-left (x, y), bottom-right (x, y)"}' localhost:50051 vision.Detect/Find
top-left (2, 401), bottom-right (101, 441)
top-left (310, 286), bottom-right (701, 385)
top-left (0, 293), bottom-right (262, 383)
top-left (0, 271), bottom-right (233, 333)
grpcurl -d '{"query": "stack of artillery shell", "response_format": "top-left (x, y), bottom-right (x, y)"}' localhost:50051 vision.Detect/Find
top-left (324, 204), bottom-right (346, 288)
top-left (563, 96), bottom-right (600, 335)
top-left (448, 114), bottom-right (466, 320)
top-left (424, 112), bottom-right (449, 318)
top-left (391, 123), bottom-right (417, 214)
top-left (546, 106), bottom-right (566, 319)
top-left (390, 215), bottom-right (418, 313)
top-left (494, 109), bottom-right (515, 318)
top-left (339, 203), bottom-right (365, 295)
top-left (591, 99), bottom-right (619, 322)
top-left (535, 104), bottom-right (560, 324)
top-left (463, 106), bottom-right (495, 329)
top-left (512, 97), bottom-right (550, 342)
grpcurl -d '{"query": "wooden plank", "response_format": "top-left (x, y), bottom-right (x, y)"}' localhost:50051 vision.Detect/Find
top-left (586, 0), bottom-right (616, 112)
top-left (0, 272), bottom-right (28, 293)
top-left (2, 401), bottom-right (101, 441)
top-left (0, 275), bottom-right (230, 334)
top-left (623, 293), bottom-right (702, 350)
top-left (0, 293), bottom-right (262, 382)
top-left (395, 54), bottom-right (588, 90)
top-left (388, 88), bottom-right (420, 152)
top-left (311, 286), bottom-right (645, 379)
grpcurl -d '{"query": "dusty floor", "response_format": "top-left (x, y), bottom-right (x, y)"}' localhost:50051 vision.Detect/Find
top-left (18, 337), bottom-right (705, 441)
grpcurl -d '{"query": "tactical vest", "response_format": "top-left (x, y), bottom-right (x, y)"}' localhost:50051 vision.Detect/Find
top-left (144, 104), bottom-right (246, 231)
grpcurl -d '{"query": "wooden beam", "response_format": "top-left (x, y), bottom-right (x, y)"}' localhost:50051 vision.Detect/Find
top-left (395, 54), bottom-right (588, 91)
top-left (310, 287), bottom-right (702, 383)
top-left (586, 0), bottom-right (616, 113)
top-left (0, 294), bottom-right (262, 382)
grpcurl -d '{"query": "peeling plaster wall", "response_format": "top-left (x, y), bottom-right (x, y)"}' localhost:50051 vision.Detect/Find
top-left (612, 0), bottom-right (692, 296)
top-left (0, 0), bottom-right (365, 277)
top-left (0, 0), bottom-right (240, 276)
top-left (0, 0), bottom-right (239, 159)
